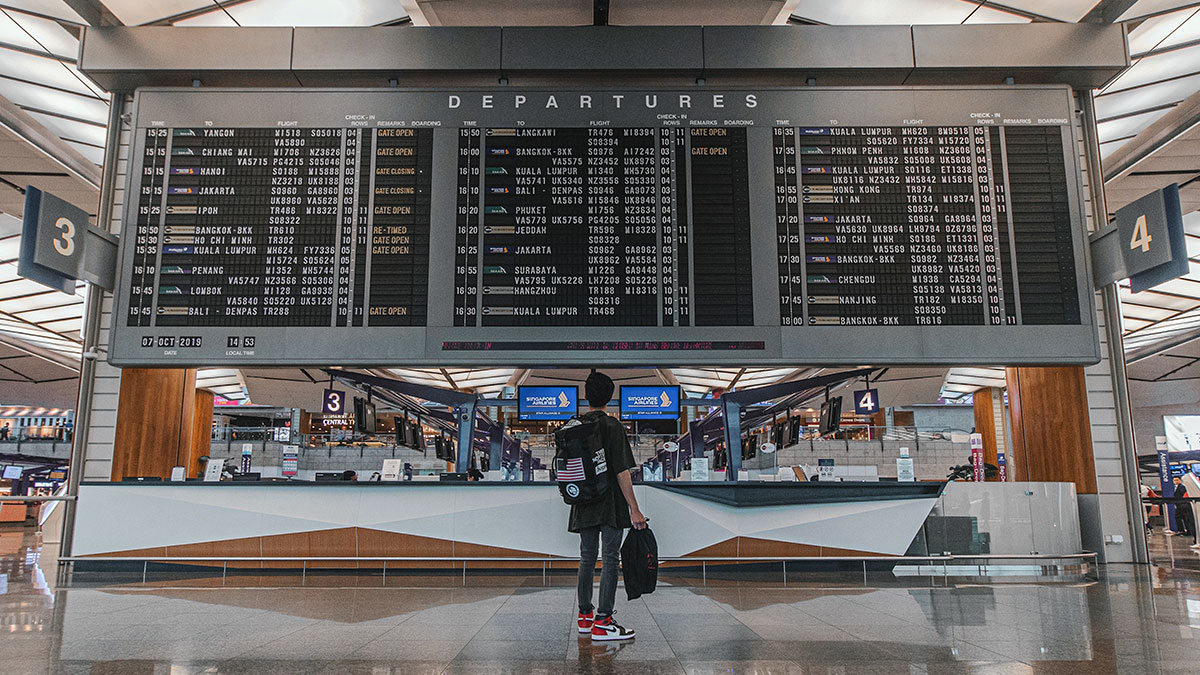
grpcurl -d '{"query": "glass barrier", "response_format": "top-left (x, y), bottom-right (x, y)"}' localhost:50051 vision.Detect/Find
top-left (200, 424), bottom-right (1081, 555)
top-left (207, 424), bottom-right (977, 482)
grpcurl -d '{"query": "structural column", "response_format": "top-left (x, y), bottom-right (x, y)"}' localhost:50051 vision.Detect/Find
top-left (972, 387), bottom-right (1009, 479)
top-left (1005, 366), bottom-right (1097, 493)
top-left (111, 368), bottom-right (211, 479)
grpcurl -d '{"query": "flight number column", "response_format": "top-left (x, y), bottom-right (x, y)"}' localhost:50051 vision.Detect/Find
top-left (127, 127), bottom-right (167, 326)
top-left (772, 126), bottom-right (801, 326)
top-left (904, 126), bottom-right (984, 325)
top-left (266, 127), bottom-right (340, 326)
top-left (613, 128), bottom-right (659, 326)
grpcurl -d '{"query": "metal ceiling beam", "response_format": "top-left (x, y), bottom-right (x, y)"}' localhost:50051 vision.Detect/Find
top-left (1081, 0), bottom-right (1140, 23)
top-left (654, 368), bottom-right (680, 387)
top-left (61, 0), bottom-right (121, 26)
top-left (765, 0), bottom-right (801, 24)
top-left (0, 94), bottom-right (102, 189)
top-left (398, 0), bottom-right (431, 26)
top-left (0, 335), bottom-right (78, 371)
top-left (1104, 88), bottom-right (1200, 182)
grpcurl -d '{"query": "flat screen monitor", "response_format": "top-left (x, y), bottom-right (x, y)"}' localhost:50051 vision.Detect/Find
top-left (518, 386), bottom-right (578, 421)
top-left (314, 472), bottom-right (343, 482)
top-left (1, 465), bottom-right (21, 479)
top-left (353, 397), bottom-right (376, 433)
top-left (818, 397), bottom-right (843, 436)
top-left (232, 473), bottom-right (261, 481)
top-left (620, 385), bottom-right (681, 420)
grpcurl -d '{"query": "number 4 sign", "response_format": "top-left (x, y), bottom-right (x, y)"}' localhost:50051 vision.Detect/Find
top-left (853, 388), bottom-right (880, 415)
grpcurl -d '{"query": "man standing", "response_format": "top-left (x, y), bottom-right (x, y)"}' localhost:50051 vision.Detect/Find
top-left (572, 371), bottom-right (647, 641)
top-left (1173, 476), bottom-right (1198, 548)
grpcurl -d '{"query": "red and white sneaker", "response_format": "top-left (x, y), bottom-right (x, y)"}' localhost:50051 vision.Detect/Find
top-left (591, 614), bottom-right (635, 641)
top-left (577, 611), bottom-right (594, 634)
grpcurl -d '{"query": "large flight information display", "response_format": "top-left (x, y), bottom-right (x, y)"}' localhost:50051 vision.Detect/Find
top-left (110, 87), bottom-right (1098, 366)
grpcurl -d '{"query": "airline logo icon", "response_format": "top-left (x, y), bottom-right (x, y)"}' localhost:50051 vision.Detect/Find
top-left (660, 390), bottom-right (672, 407)
top-left (558, 391), bottom-right (571, 407)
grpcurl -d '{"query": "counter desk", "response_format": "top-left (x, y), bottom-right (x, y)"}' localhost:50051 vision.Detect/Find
top-left (73, 480), bottom-right (947, 565)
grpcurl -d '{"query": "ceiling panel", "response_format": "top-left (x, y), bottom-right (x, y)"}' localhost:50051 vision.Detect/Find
top-left (0, 49), bottom-right (99, 97)
top-left (1104, 42), bottom-right (1200, 93)
top-left (417, 0), bottom-right (591, 26)
top-left (1118, 0), bottom-right (1200, 22)
top-left (990, 0), bottom-right (1095, 22)
top-left (1128, 8), bottom-right (1193, 53)
top-left (102, 1), bottom-right (213, 26)
top-left (0, 7), bottom-right (79, 58)
top-left (0, 77), bottom-right (108, 121)
top-left (1094, 72), bottom-right (1200, 120)
top-left (0, 1), bottom-right (85, 24)
top-left (176, 0), bottom-right (410, 27)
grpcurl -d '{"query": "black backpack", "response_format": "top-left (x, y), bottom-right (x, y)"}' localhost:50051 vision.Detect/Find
top-left (621, 527), bottom-right (658, 600)
top-left (553, 416), bottom-right (609, 505)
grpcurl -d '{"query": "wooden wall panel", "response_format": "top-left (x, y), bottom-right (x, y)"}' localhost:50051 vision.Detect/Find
top-left (111, 368), bottom-right (198, 480)
top-left (188, 390), bottom-right (215, 478)
top-left (1006, 366), bottom-right (1097, 494)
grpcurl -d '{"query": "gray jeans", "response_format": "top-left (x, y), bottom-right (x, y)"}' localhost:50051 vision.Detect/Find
top-left (577, 524), bottom-right (622, 617)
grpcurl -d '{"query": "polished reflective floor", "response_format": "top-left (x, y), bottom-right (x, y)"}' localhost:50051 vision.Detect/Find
top-left (4, 529), bottom-right (1200, 674)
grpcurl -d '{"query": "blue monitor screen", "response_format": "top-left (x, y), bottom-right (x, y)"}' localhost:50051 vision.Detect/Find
top-left (518, 386), bottom-right (578, 420)
top-left (620, 386), bottom-right (681, 420)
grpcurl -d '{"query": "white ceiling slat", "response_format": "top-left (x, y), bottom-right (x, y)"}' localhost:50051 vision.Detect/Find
top-left (1118, 0), bottom-right (1200, 23)
top-left (174, 0), bottom-right (411, 27)
top-left (0, 1), bottom-right (85, 24)
top-left (0, 7), bottom-right (78, 58)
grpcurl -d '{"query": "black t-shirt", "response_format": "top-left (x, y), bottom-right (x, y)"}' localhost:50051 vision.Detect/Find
top-left (568, 410), bottom-right (637, 533)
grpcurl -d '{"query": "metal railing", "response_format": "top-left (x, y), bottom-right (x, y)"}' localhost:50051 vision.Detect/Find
top-left (57, 552), bottom-right (1098, 585)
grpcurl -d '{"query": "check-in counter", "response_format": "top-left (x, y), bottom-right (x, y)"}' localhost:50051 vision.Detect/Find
top-left (72, 481), bottom-right (948, 565)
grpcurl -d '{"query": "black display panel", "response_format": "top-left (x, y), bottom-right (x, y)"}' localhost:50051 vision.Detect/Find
top-left (774, 124), bottom-right (1078, 328)
top-left (110, 87), bottom-right (1099, 366)
top-left (453, 126), bottom-right (752, 327)
top-left (127, 127), bottom-right (431, 330)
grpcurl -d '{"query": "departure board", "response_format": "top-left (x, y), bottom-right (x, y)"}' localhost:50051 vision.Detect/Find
top-left (774, 125), bottom-right (1078, 328)
top-left (128, 127), bottom-right (431, 330)
top-left (109, 87), bottom-right (1099, 367)
top-left (453, 126), bottom-right (751, 328)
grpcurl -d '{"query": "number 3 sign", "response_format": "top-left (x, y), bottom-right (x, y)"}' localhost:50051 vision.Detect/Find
top-left (322, 388), bottom-right (346, 414)
top-left (18, 186), bottom-right (118, 293)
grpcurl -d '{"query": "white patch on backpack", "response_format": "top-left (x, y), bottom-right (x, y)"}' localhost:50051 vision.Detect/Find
top-left (593, 448), bottom-right (608, 475)
top-left (566, 483), bottom-right (580, 498)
